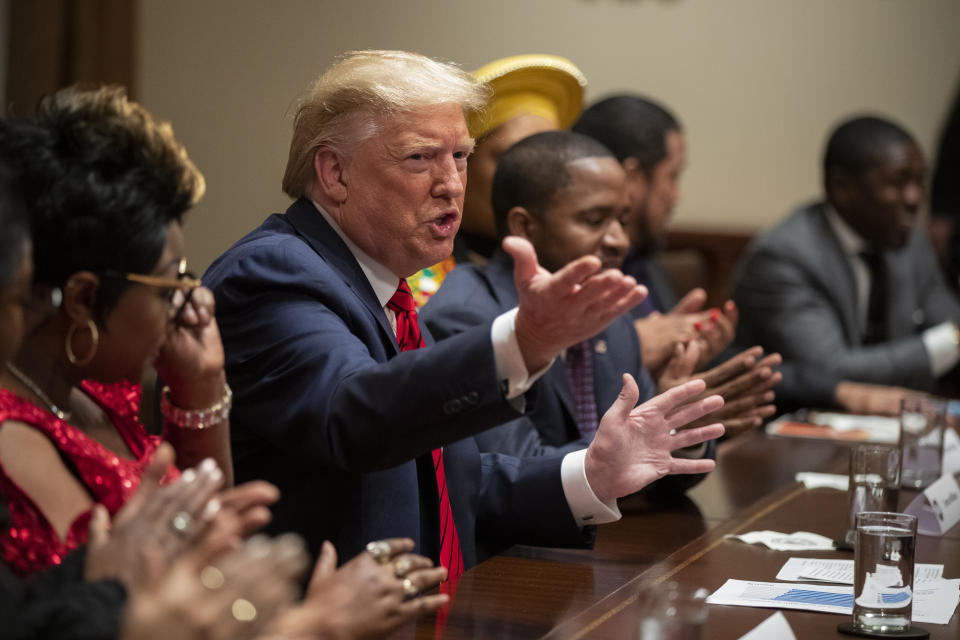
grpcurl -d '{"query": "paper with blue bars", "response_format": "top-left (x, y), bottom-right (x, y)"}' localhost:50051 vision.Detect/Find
top-left (707, 579), bottom-right (960, 624)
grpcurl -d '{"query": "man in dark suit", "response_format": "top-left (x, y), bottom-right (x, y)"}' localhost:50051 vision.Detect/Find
top-left (204, 51), bottom-right (724, 576)
top-left (733, 116), bottom-right (960, 401)
top-left (572, 95), bottom-right (738, 379)
top-left (423, 131), bottom-right (779, 465)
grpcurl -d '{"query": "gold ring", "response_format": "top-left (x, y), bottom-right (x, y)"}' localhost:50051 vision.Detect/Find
top-left (394, 556), bottom-right (412, 578)
top-left (366, 540), bottom-right (391, 565)
top-left (199, 565), bottom-right (225, 590)
top-left (232, 597), bottom-right (257, 622)
top-left (402, 577), bottom-right (419, 599)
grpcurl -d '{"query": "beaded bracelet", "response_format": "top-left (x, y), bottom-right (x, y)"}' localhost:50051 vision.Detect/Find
top-left (161, 383), bottom-right (232, 430)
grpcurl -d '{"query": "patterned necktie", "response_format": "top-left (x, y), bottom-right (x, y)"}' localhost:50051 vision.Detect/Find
top-left (387, 279), bottom-right (463, 578)
top-left (565, 340), bottom-right (599, 437)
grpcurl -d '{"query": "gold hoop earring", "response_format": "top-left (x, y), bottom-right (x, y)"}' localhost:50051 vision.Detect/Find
top-left (65, 319), bottom-right (99, 367)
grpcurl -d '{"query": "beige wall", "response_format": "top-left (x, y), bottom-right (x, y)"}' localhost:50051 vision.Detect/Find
top-left (138, 0), bottom-right (960, 270)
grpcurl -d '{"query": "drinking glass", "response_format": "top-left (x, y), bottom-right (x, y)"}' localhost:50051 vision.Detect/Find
top-left (900, 394), bottom-right (946, 489)
top-left (845, 444), bottom-right (901, 545)
top-left (851, 512), bottom-right (918, 633)
top-left (635, 580), bottom-right (708, 639)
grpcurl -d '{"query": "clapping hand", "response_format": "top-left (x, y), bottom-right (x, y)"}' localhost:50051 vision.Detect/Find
top-left (266, 538), bottom-right (449, 640)
top-left (658, 343), bottom-right (782, 438)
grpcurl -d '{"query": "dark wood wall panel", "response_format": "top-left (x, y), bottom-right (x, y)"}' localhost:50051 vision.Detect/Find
top-left (5, 0), bottom-right (135, 114)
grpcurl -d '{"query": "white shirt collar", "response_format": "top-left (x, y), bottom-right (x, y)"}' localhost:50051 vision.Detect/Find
top-left (824, 204), bottom-right (868, 256)
top-left (311, 199), bottom-right (400, 308)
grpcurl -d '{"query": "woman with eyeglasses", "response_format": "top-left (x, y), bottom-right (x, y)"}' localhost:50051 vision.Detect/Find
top-left (0, 86), bottom-right (232, 576)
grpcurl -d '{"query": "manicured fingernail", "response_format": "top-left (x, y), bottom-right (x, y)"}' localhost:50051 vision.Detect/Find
top-left (247, 534), bottom-right (271, 558)
top-left (181, 469), bottom-right (196, 483)
top-left (200, 458), bottom-right (217, 473)
top-left (693, 321), bottom-right (702, 331)
top-left (201, 498), bottom-right (221, 520)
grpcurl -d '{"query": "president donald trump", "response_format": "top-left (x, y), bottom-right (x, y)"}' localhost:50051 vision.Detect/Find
top-left (204, 50), bottom-right (723, 580)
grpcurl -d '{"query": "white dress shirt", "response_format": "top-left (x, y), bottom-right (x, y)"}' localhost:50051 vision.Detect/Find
top-left (824, 206), bottom-right (959, 376)
top-left (312, 201), bottom-right (622, 526)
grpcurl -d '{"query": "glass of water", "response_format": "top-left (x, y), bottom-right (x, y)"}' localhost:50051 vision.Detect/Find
top-left (845, 444), bottom-right (901, 545)
top-left (851, 512), bottom-right (918, 633)
top-left (900, 394), bottom-right (946, 489)
top-left (635, 580), bottom-right (708, 639)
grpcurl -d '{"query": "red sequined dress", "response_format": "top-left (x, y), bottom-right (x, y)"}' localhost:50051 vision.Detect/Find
top-left (0, 380), bottom-right (168, 576)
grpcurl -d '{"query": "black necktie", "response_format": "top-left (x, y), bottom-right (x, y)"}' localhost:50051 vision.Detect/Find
top-left (860, 251), bottom-right (887, 345)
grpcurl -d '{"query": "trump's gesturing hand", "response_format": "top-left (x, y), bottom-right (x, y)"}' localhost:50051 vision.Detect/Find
top-left (505, 236), bottom-right (648, 372)
top-left (584, 376), bottom-right (725, 504)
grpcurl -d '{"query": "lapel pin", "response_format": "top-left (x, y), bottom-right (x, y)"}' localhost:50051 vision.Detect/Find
top-left (594, 340), bottom-right (607, 354)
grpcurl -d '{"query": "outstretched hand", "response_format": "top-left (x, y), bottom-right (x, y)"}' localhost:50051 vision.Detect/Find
top-left (584, 375), bottom-right (724, 504)
top-left (506, 236), bottom-right (648, 372)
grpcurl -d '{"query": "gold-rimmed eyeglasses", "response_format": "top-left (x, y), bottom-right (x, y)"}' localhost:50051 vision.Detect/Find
top-left (103, 258), bottom-right (202, 322)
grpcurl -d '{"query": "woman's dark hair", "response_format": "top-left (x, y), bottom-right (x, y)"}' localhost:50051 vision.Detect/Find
top-left (0, 85), bottom-right (205, 320)
top-left (0, 165), bottom-right (31, 289)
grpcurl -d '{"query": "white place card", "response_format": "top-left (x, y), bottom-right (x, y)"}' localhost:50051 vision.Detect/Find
top-left (942, 428), bottom-right (960, 475)
top-left (904, 473), bottom-right (960, 536)
top-left (736, 611), bottom-right (796, 640)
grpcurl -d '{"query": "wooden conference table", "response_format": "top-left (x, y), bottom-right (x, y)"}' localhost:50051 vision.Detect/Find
top-left (395, 429), bottom-right (960, 639)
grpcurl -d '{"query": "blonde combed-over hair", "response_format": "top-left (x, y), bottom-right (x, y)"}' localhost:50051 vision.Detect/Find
top-left (282, 50), bottom-right (490, 198)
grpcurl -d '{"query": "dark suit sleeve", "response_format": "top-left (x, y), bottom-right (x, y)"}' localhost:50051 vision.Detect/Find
top-left (474, 452), bottom-right (592, 560)
top-left (214, 246), bottom-right (522, 473)
top-left (423, 271), bottom-right (591, 458)
top-left (914, 229), bottom-right (960, 329)
top-left (472, 417), bottom-right (589, 458)
top-left (2, 548), bottom-right (127, 640)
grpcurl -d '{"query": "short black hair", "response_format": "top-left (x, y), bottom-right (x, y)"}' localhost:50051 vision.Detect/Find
top-left (0, 85), bottom-right (204, 320)
top-left (491, 130), bottom-right (615, 239)
top-left (823, 115), bottom-right (916, 185)
top-left (572, 95), bottom-right (681, 174)
top-left (0, 164), bottom-right (30, 289)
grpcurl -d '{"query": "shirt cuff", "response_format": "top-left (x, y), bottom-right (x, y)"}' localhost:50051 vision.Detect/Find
top-left (921, 321), bottom-right (960, 377)
top-left (491, 307), bottom-right (554, 399)
top-left (560, 448), bottom-right (621, 526)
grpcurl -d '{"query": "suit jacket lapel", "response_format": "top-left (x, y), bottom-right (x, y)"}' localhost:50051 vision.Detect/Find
top-left (812, 205), bottom-right (862, 344)
top-left (485, 250), bottom-right (520, 308)
top-left (284, 198), bottom-right (399, 354)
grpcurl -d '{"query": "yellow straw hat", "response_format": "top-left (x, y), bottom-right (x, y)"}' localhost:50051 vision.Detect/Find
top-left (466, 54), bottom-right (587, 139)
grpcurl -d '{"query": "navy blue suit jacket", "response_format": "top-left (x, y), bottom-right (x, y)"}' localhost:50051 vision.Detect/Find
top-left (203, 199), bottom-right (587, 567)
top-left (421, 249), bottom-right (714, 494)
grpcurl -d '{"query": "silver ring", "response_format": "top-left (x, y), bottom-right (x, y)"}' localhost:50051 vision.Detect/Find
top-left (366, 540), bottom-right (391, 565)
top-left (170, 511), bottom-right (193, 536)
top-left (402, 577), bottom-right (419, 599)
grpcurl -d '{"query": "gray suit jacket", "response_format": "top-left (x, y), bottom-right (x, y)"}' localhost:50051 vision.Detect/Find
top-left (733, 202), bottom-right (960, 391)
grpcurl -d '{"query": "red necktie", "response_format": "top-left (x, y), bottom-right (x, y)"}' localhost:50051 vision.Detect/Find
top-left (388, 279), bottom-right (464, 579)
